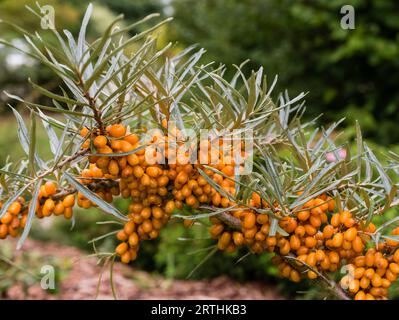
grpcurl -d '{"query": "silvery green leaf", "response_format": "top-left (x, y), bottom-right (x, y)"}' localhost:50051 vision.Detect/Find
top-left (64, 173), bottom-right (128, 221)
top-left (77, 3), bottom-right (93, 62)
top-left (17, 180), bottom-right (42, 250)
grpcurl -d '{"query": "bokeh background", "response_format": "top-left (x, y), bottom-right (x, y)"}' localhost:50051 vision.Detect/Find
top-left (0, 0), bottom-right (399, 299)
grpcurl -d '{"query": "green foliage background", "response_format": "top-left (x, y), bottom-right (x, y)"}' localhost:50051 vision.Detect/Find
top-left (169, 0), bottom-right (399, 145)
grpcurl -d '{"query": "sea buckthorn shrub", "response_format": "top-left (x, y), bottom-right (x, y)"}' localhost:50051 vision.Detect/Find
top-left (1, 5), bottom-right (399, 300)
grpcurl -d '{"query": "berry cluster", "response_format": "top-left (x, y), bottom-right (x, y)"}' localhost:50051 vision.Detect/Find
top-left (0, 181), bottom-right (75, 239)
top-left (2, 121), bottom-right (398, 300)
top-left (209, 192), bottom-right (399, 299)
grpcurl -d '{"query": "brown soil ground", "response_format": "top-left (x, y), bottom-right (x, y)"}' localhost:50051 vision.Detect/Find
top-left (2, 239), bottom-right (283, 300)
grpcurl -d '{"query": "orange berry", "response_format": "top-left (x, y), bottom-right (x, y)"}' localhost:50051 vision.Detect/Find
top-left (331, 214), bottom-right (340, 227)
top-left (128, 232), bottom-right (139, 247)
top-left (127, 154), bottom-right (140, 166)
top-left (120, 251), bottom-right (131, 264)
top-left (304, 236), bottom-right (317, 248)
top-left (54, 202), bottom-right (65, 215)
top-left (209, 224), bottom-right (224, 238)
top-left (290, 270), bottom-right (301, 282)
top-left (359, 277), bottom-right (370, 289)
top-left (93, 135), bottom-right (107, 148)
top-left (352, 236), bottom-right (364, 253)
top-left (8, 202), bottom-right (21, 215)
top-left (309, 215), bottom-right (321, 228)
top-left (304, 224), bottom-right (317, 236)
top-left (297, 210), bottom-right (310, 221)
top-left (1, 212), bottom-right (13, 224)
top-left (394, 249), bottom-right (399, 263)
top-left (108, 124), bottom-right (126, 138)
top-left (80, 127), bottom-right (89, 137)
top-left (232, 232), bottom-right (245, 246)
top-left (44, 181), bottom-right (57, 196)
top-left (108, 160), bottom-right (120, 176)
top-left (290, 235), bottom-right (301, 250)
top-left (279, 217), bottom-right (297, 233)
top-left (323, 225), bottom-right (335, 239)
top-left (63, 194), bottom-right (75, 208)
top-left (331, 233), bottom-right (344, 248)
top-left (123, 221), bottom-right (136, 235)
top-left (371, 273), bottom-right (382, 287)
top-left (354, 267), bottom-right (365, 279)
top-left (294, 225), bottom-right (306, 237)
top-left (116, 230), bottom-right (128, 241)
top-left (354, 290), bottom-right (366, 300)
top-left (44, 198), bottom-right (55, 212)
top-left (389, 262), bottom-right (399, 274)
top-left (124, 134), bottom-right (139, 145)
top-left (365, 252), bottom-right (375, 267)
top-left (243, 212), bottom-right (256, 229)
top-left (120, 141), bottom-right (134, 153)
top-left (329, 251), bottom-right (340, 264)
top-left (115, 242), bottom-right (128, 256)
top-left (64, 207), bottom-right (73, 219)
top-left (327, 198), bottom-right (335, 212)
top-left (344, 227), bottom-right (357, 242)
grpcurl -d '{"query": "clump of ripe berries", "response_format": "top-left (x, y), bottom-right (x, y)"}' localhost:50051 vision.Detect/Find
top-left (341, 243), bottom-right (399, 300)
top-left (0, 198), bottom-right (26, 239)
top-left (0, 181), bottom-right (75, 239)
top-left (36, 181), bottom-right (75, 219)
top-left (208, 190), bottom-right (399, 298)
top-left (79, 120), bottom-right (249, 264)
top-left (2, 119), bottom-right (399, 300)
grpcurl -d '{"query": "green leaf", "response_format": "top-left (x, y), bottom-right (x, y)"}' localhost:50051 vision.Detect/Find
top-left (29, 80), bottom-right (88, 107)
top-left (186, 246), bottom-right (218, 279)
top-left (10, 105), bottom-right (44, 168)
top-left (77, 3), bottom-right (93, 61)
top-left (10, 106), bottom-right (29, 155)
top-left (38, 110), bottom-right (59, 156)
top-left (64, 173), bottom-right (128, 221)
top-left (84, 18), bottom-right (172, 92)
top-left (17, 180), bottom-right (42, 250)
top-left (28, 111), bottom-right (37, 177)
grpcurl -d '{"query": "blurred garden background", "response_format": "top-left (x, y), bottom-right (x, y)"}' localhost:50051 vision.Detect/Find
top-left (1, 0), bottom-right (399, 299)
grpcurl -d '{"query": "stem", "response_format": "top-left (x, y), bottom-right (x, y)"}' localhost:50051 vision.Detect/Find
top-left (216, 211), bottom-right (351, 300)
top-left (37, 148), bottom-right (89, 180)
top-left (76, 70), bottom-right (105, 134)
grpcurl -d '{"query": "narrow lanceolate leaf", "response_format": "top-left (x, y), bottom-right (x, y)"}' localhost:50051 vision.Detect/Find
top-left (10, 106), bottom-right (29, 155)
top-left (365, 199), bottom-right (375, 227)
top-left (381, 185), bottom-right (398, 214)
top-left (10, 105), bottom-right (44, 168)
top-left (39, 110), bottom-right (59, 155)
top-left (28, 111), bottom-right (36, 177)
top-left (28, 80), bottom-right (88, 107)
top-left (365, 144), bottom-right (391, 193)
top-left (17, 180), bottom-right (41, 250)
top-left (64, 173), bottom-right (128, 221)
top-left (186, 246), bottom-right (218, 279)
top-left (355, 121), bottom-right (363, 181)
top-left (77, 3), bottom-right (93, 61)
top-left (269, 218), bottom-right (278, 237)
top-left (0, 182), bottom-right (31, 219)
